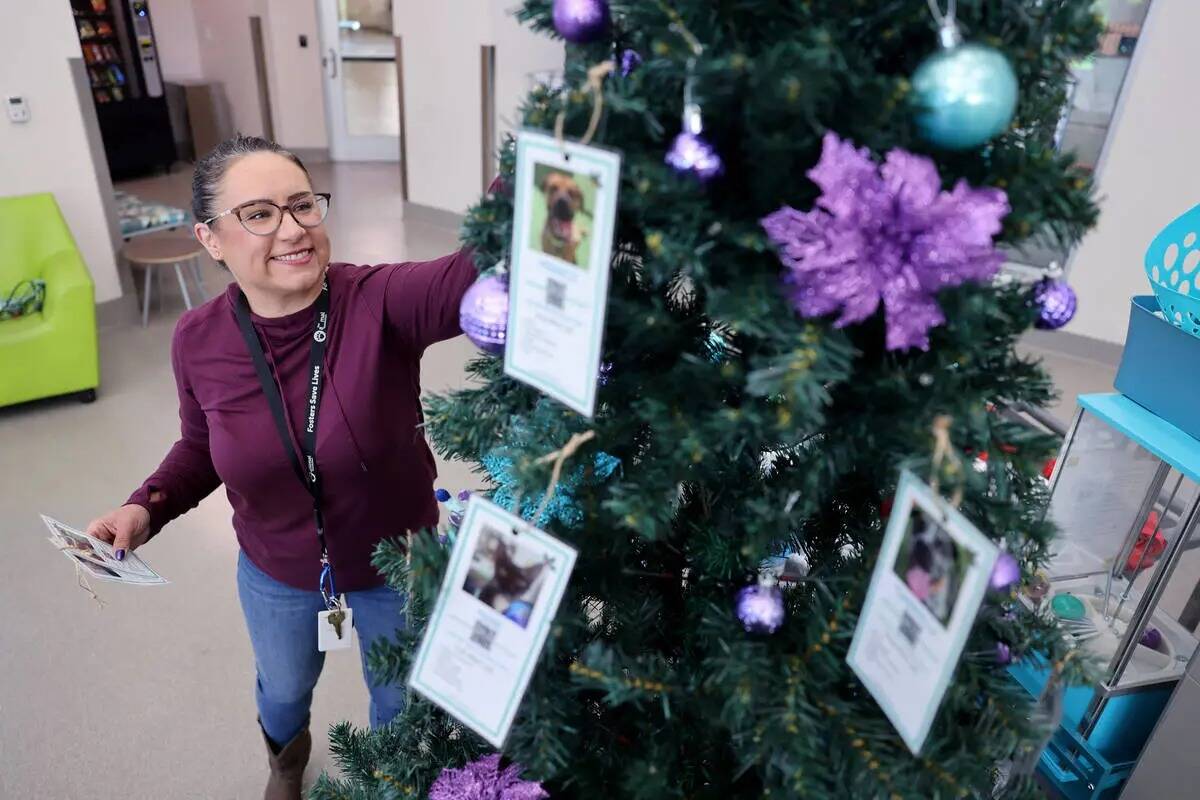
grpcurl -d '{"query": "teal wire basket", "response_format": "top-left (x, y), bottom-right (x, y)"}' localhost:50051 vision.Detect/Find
top-left (1145, 202), bottom-right (1200, 337)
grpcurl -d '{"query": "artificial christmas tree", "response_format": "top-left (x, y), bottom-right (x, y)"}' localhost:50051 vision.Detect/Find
top-left (311, 2), bottom-right (1102, 797)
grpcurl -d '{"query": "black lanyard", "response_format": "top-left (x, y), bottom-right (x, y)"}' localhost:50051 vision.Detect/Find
top-left (233, 281), bottom-right (338, 605)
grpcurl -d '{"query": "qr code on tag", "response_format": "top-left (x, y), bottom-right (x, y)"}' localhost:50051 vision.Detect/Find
top-left (546, 278), bottom-right (566, 310)
top-left (898, 611), bottom-right (921, 646)
top-left (470, 619), bottom-right (498, 651)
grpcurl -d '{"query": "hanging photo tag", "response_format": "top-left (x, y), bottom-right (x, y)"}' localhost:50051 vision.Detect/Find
top-left (504, 129), bottom-right (622, 418)
top-left (846, 470), bottom-right (999, 754)
top-left (408, 496), bottom-right (578, 747)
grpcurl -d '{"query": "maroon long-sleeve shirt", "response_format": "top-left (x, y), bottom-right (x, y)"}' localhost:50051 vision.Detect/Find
top-left (126, 252), bottom-right (478, 591)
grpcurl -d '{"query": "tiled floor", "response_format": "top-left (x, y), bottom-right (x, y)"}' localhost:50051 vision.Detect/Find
top-left (0, 158), bottom-right (1168, 798)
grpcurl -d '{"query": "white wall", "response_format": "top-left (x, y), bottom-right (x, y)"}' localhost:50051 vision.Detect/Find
top-left (0, 0), bottom-right (122, 303)
top-left (395, 0), bottom-right (487, 213)
top-left (151, 0), bottom-right (204, 82)
top-left (1068, 0), bottom-right (1199, 344)
top-left (189, 0), bottom-right (269, 137)
top-left (264, 0), bottom-right (328, 150)
top-left (175, 0), bottom-right (327, 150)
top-left (395, 0), bottom-right (563, 214)
top-left (490, 4), bottom-right (565, 142)
top-left (157, 0), bottom-right (555, 170)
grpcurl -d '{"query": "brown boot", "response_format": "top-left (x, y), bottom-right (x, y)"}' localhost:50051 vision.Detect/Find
top-left (259, 718), bottom-right (311, 800)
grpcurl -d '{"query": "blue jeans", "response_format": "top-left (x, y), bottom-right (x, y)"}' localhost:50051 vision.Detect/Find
top-left (236, 550), bottom-right (407, 746)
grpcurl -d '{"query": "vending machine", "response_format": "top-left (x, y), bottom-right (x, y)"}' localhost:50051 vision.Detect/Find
top-left (71, 0), bottom-right (176, 178)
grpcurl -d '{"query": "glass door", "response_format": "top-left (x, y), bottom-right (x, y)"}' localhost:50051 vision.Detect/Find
top-left (1006, 0), bottom-right (1154, 274)
top-left (318, 0), bottom-right (401, 161)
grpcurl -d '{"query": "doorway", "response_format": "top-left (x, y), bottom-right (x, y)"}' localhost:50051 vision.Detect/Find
top-left (317, 0), bottom-right (402, 162)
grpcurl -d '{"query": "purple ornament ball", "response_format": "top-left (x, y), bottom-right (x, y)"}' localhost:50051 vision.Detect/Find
top-left (1032, 277), bottom-right (1077, 330)
top-left (665, 132), bottom-right (724, 181)
top-left (553, 0), bottom-right (610, 44)
top-left (620, 48), bottom-right (643, 77)
top-left (735, 584), bottom-right (785, 634)
top-left (459, 275), bottom-right (509, 354)
top-left (1140, 626), bottom-right (1163, 650)
top-left (990, 552), bottom-right (1021, 591)
top-left (995, 641), bottom-right (1013, 665)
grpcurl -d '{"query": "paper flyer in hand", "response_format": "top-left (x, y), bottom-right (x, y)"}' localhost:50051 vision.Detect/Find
top-left (42, 514), bottom-right (168, 586)
top-left (408, 496), bottom-right (577, 747)
top-left (845, 471), bottom-right (998, 753)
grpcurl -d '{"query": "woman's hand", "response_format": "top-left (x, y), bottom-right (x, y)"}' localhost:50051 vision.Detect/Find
top-left (86, 504), bottom-right (151, 560)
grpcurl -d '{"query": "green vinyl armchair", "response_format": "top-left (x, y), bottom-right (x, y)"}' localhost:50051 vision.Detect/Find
top-left (0, 193), bottom-right (100, 407)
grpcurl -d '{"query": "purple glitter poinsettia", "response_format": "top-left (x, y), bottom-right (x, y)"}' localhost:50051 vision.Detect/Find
top-left (428, 754), bottom-right (548, 800)
top-left (761, 132), bottom-right (1010, 351)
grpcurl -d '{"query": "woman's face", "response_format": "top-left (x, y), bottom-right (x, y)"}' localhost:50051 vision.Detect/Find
top-left (194, 152), bottom-right (332, 304)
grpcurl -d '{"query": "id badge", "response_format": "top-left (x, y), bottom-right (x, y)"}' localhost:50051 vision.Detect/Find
top-left (317, 598), bottom-right (354, 652)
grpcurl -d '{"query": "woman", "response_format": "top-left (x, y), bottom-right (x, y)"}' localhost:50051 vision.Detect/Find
top-left (86, 135), bottom-right (479, 799)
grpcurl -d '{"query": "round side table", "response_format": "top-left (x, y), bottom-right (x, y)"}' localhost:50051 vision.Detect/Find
top-left (121, 235), bottom-right (209, 327)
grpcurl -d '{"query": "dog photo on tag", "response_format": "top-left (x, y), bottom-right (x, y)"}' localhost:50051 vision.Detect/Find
top-left (893, 507), bottom-right (970, 626)
top-left (530, 164), bottom-right (596, 269)
top-left (846, 470), bottom-right (999, 754)
top-left (504, 130), bottom-right (622, 418)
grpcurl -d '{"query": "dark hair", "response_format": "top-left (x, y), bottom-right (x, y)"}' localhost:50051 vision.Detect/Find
top-left (191, 134), bottom-right (311, 223)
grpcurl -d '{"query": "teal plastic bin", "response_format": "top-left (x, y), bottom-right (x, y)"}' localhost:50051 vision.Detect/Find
top-left (1114, 296), bottom-right (1200, 443)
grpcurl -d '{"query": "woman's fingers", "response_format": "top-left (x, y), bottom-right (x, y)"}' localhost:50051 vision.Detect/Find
top-left (85, 506), bottom-right (150, 559)
top-left (111, 525), bottom-right (133, 560)
top-left (86, 517), bottom-right (116, 544)
top-left (112, 505), bottom-right (152, 559)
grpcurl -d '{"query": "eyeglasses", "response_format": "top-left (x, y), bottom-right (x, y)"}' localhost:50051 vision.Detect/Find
top-left (203, 193), bottom-right (331, 236)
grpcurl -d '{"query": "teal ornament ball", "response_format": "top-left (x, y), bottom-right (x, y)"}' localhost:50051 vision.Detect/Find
top-left (912, 41), bottom-right (1018, 150)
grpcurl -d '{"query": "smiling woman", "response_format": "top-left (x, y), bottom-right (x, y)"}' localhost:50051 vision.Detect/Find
top-left (191, 140), bottom-right (335, 317)
top-left (83, 135), bottom-right (485, 799)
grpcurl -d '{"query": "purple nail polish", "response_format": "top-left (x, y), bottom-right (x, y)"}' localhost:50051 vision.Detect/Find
top-left (115, 549), bottom-right (126, 561)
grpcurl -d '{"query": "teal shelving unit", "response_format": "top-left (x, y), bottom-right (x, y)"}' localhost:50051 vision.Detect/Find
top-left (1012, 394), bottom-right (1200, 799)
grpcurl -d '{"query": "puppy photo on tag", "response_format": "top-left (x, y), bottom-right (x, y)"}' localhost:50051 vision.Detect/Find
top-left (893, 507), bottom-right (972, 626)
top-left (529, 163), bottom-right (597, 269)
